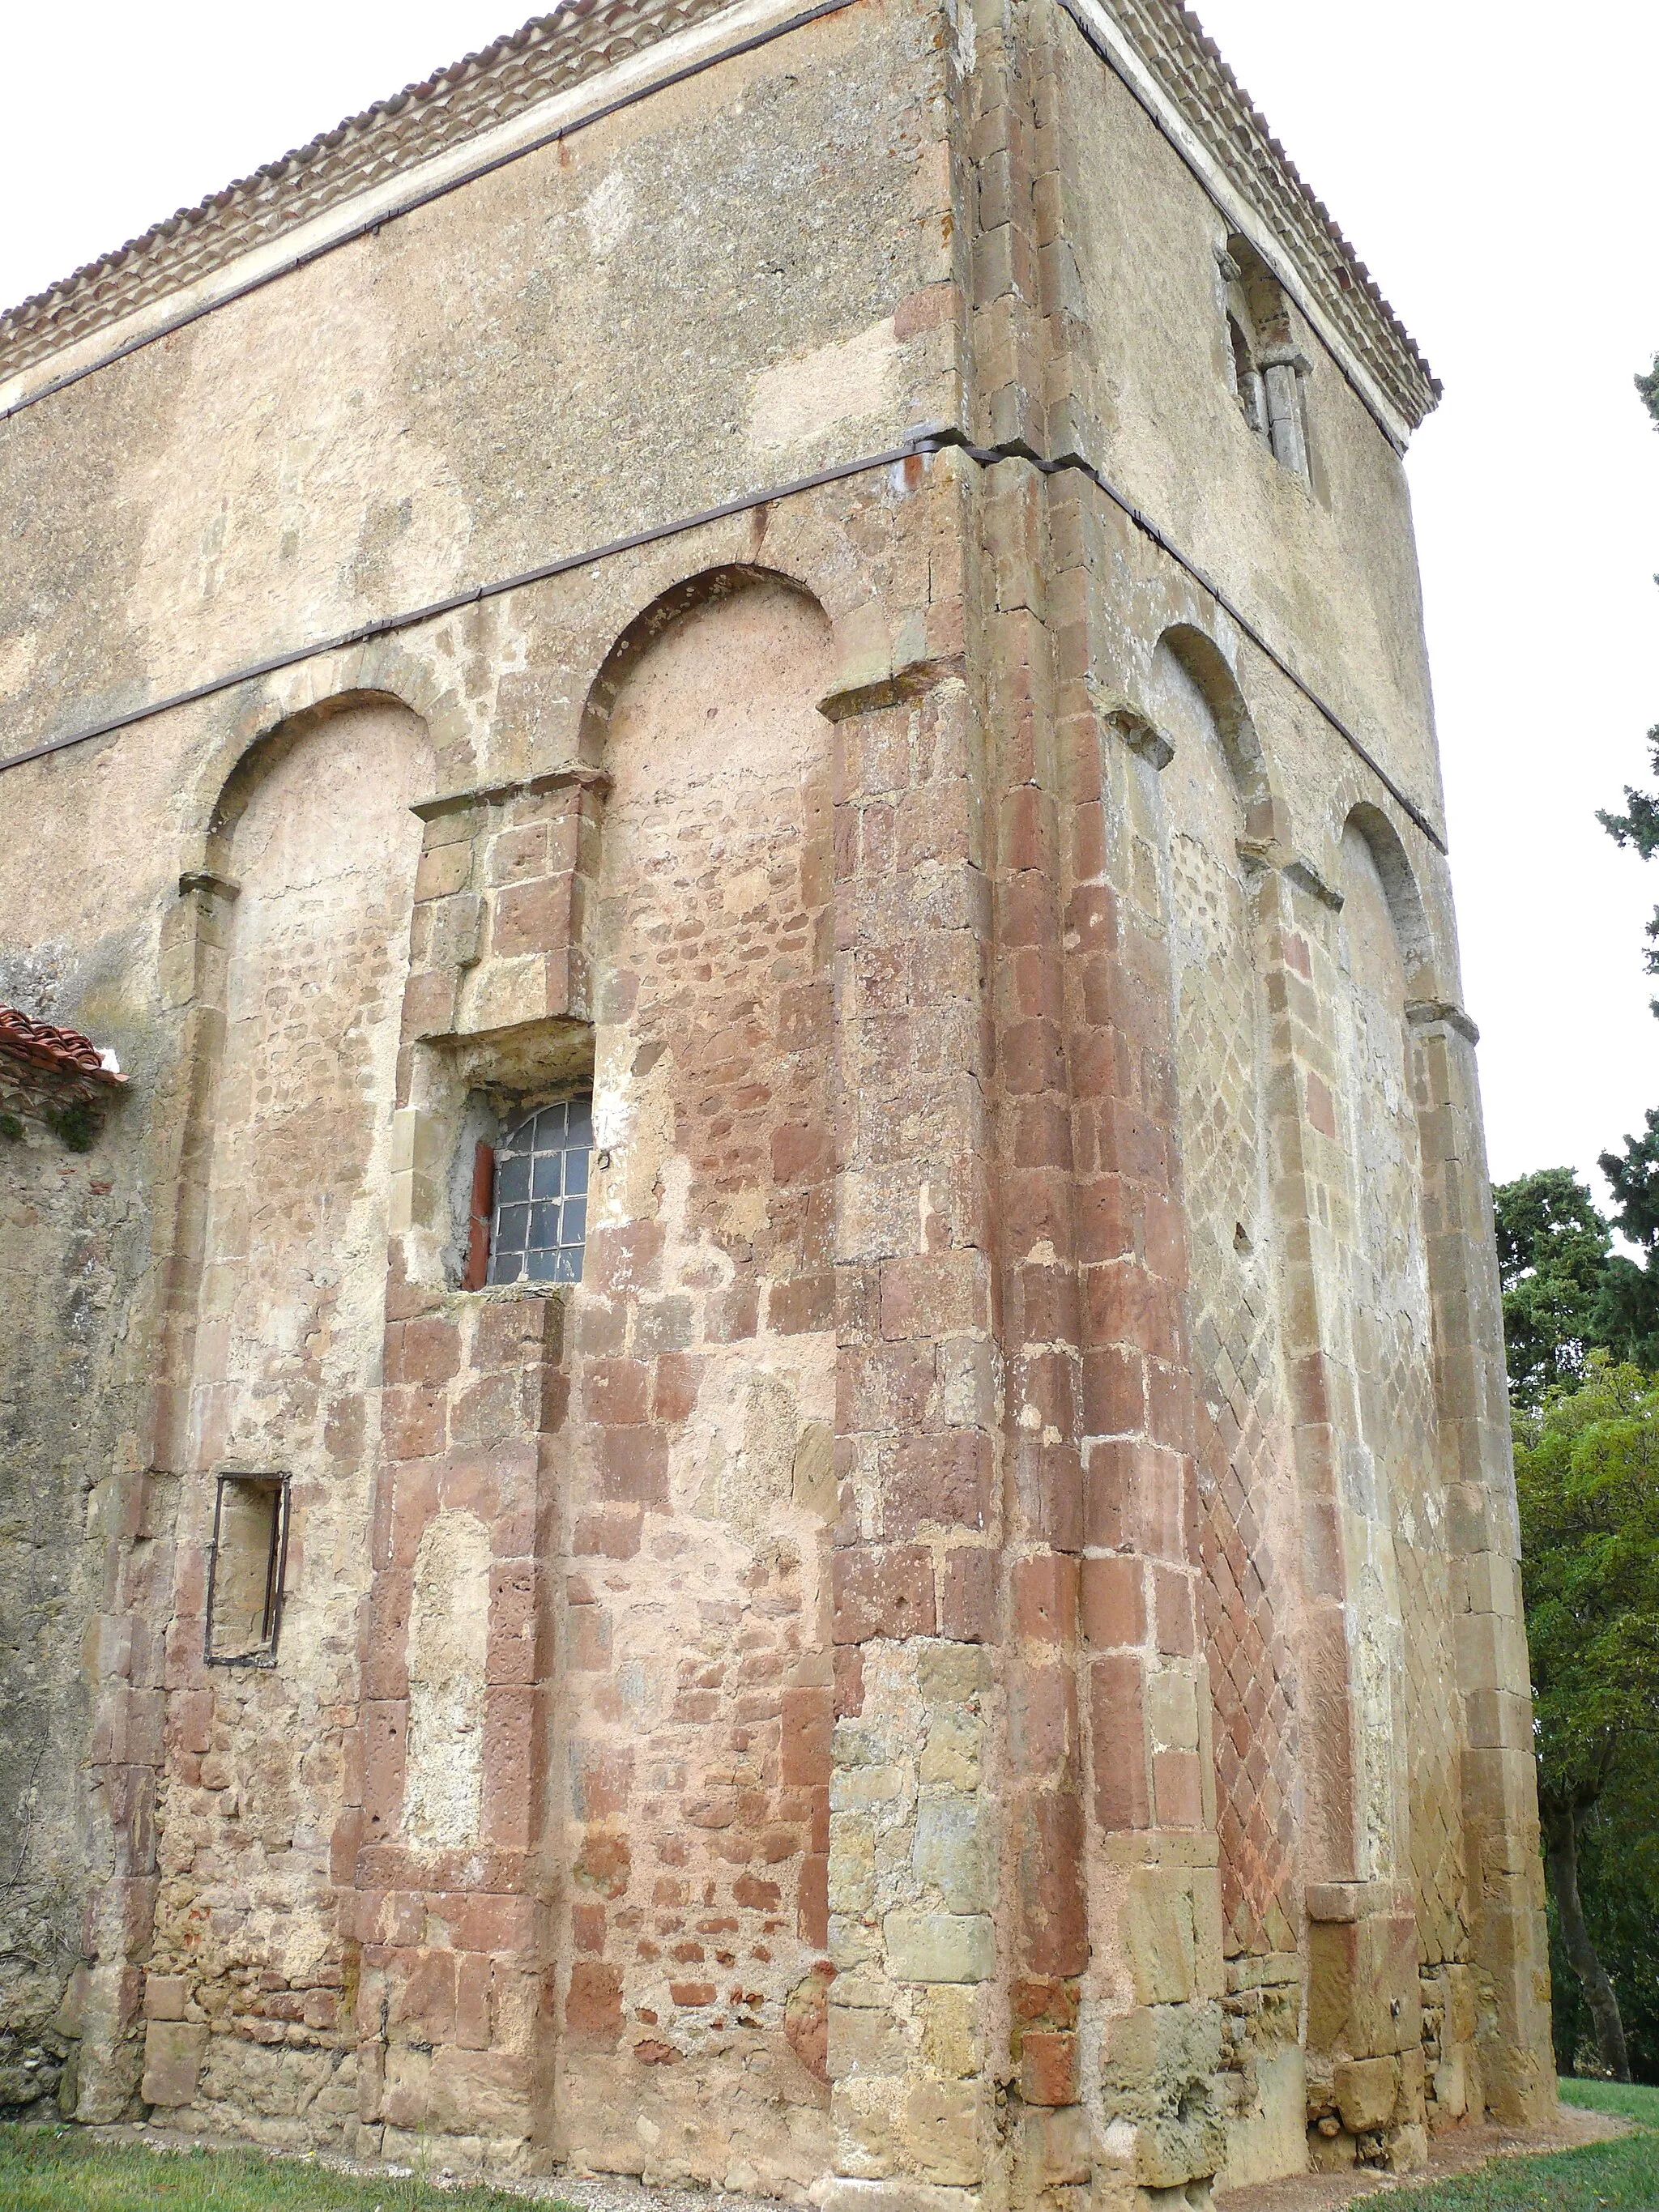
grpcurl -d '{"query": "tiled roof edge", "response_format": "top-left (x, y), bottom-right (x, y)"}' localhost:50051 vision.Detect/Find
top-left (0, 1008), bottom-right (126, 1087)
top-left (0, 0), bottom-right (742, 389)
top-left (1, 0), bottom-right (1438, 433)
top-left (1105, 0), bottom-right (1439, 430)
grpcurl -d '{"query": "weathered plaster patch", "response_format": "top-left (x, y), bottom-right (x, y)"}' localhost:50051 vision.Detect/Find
top-left (748, 318), bottom-right (900, 452)
top-left (582, 169), bottom-right (638, 258)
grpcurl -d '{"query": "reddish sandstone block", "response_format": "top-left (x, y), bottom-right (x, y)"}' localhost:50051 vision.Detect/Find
top-left (392, 1949), bottom-right (457, 2043)
top-left (1017, 1793), bottom-right (1088, 1977)
top-left (389, 1316), bottom-right (463, 1387)
top-left (880, 1251), bottom-right (987, 1339)
top-left (1013, 1554), bottom-right (1078, 1642)
top-left (482, 1686), bottom-right (535, 1850)
top-left (770, 1272), bottom-right (836, 1334)
top-left (885, 1430), bottom-right (993, 1536)
top-left (1009, 1659), bottom-right (1077, 1774)
top-left (565, 1959), bottom-right (623, 2048)
top-left (771, 1120), bottom-right (831, 1185)
top-left (1081, 1555), bottom-right (1144, 1647)
top-left (452, 1891), bottom-right (536, 1952)
top-left (585, 1221), bottom-right (665, 1297)
top-left (1020, 2029), bottom-right (1078, 2107)
top-left (171, 1687), bottom-right (213, 1757)
top-left (1084, 1438), bottom-right (1183, 1556)
top-left (361, 1701), bottom-right (407, 1836)
top-left (834, 1546), bottom-right (937, 1643)
top-left (1090, 1655), bottom-right (1149, 1830)
top-left (1146, 1361), bottom-right (1192, 1454)
top-left (585, 1358), bottom-right (650, 1426)
top-left (842, 1340), bottom-right (938, 1432)
top-left (571, 1510), bottom-right (641, 1558)
top-left (598, 1426), bottom-right (669, 1511)
top-left (1154, 1749), bottom-right (1204, 1828)
top-left (940, 1546), bottom-right (996, 1642)
top-left (488, 821), bottom-right (548, 886)
top-left (574, 1830), bottom-right (632, 1899)
top-left (492, 873), bottom-right (576, 962)
top-left (1081, 1345), bottom-right (1143, 1438)
top-left (487, 1561), bottom-right (535, 1687)
top-left (1012, 1976), bottom-right (1080, 2029)
top-left (1306, 1070), bottom-right (1337, 1138)
top-left (653, 1353), bottom-right (705, 1424)
top-left (781, 1686), bottom-right (832, 1786)
top-left (383, 1385), bottom-right (445, 1462)
top-left (365, 1569), bottom-right (414, 1700)
top-left (707, 1277), bottom-right (759, 1341)
top-left (1141, 1191), bottom-right (1187, 1286)
top-left (450, 1369), bottom-right (534, 1448)
top-left (1085, 1261), bottom-right (1179, 1365)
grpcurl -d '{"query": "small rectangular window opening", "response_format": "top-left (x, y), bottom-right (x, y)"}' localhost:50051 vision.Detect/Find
top-left (205, 1473), bottom-right (290, 1666)
top-left (487, 1093), bottom-right (593, 1286)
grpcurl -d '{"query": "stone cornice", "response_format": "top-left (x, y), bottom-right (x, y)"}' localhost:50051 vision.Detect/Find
top-left (0, 0), bottom-right (747, 394)
top-left (1082, 0), bottom-right (1439, 437)
top-left (0, 0), bottom-right (1438, 441)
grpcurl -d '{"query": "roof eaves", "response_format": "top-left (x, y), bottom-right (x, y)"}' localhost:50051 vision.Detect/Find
top-left (1109, 0), bottom-right (1439, 432)
top-left (0, 0), bottom-right (739, 390)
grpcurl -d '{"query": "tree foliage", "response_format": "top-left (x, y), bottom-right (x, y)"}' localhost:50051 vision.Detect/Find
top-left (1515, 1360), bottom-right (1659, 2078)
top-left (1495, 1170), bottom-right (1616, 1405)
top-left (1493, 1170), bottom-right (1659, 1404)
top-left (1549, 1755), bottom-right (1659, 2083)
top-left (1516, 1361), bottom-right (1659, 1805)
top-left (1506, 342), bottom-right (1659, 2084)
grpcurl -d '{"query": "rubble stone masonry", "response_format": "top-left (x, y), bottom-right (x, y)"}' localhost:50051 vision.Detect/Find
top-left (0, 0), bottom-right (1552, 2200)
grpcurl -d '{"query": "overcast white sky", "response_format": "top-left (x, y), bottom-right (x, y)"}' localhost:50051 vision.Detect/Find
top-left (3, 2), bottom-right (1656, 1206)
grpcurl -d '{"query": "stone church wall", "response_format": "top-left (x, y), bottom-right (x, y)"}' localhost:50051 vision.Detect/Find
top-left (0, 0), bottom-right (1554, 2194)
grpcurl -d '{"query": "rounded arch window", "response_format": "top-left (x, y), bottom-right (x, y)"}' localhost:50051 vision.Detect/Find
top-left (487, 1096), bottom-right (593, 1285)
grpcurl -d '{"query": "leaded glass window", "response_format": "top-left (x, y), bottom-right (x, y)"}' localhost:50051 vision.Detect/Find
top-left (488, 1096), bottom-right (592, 1285)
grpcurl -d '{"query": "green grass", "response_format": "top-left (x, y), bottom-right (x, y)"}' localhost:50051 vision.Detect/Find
top-left (0, 2125), bottom-right (577, 2211)
top-left (1380, 2078), bottom-right (1659, 2212)
top-left (1557, 2076), bottom-right (1659, 2126)
top-left (7, 2086), bottom-right (1659, 2212)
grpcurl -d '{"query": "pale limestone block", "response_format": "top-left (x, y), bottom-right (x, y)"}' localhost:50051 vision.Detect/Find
top-left (883, 1911), bottom-right (995, 1984)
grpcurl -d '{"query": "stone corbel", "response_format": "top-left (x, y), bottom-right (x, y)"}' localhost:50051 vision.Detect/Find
top-left (1282, 855), bottom-right (1344, 912)
top-left (1094, 688), bottom-right (1173, 769)
top-left (1405, 998), bottom-right (1479, 1046)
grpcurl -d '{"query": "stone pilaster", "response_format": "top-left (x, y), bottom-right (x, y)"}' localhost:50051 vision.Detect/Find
top-left (1410, 1005), bottom-right (1553, 2125)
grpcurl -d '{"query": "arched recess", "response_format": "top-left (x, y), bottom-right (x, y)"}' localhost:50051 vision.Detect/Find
top-left (1155, 624), bottom-right (1272, 822)
top-left (575, 560), bottom-right (827, 757)
top-left (1345, 800), bottom-right (1435, 996)
top-left (1148, 624), bottom-right (1303, 1977)
top-left (554, 568), bottom-right (841, 2186)
top-left (153, 696), bottom-right (433, 1984)
top-left (1333, 808), bottom-right (1468, 1972)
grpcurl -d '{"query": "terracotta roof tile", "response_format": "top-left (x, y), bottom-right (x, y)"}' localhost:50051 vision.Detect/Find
top-left (0, 0), bottom-right (1438, 433)
top-left (0, 1008), bottom-right (126, 1088)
